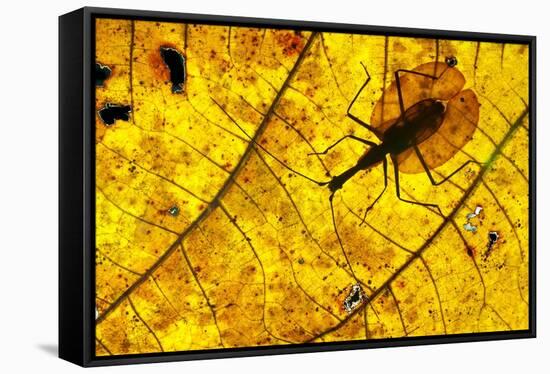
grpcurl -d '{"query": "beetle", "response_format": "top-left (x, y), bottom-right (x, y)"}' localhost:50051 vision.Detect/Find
top-left (313, 56), bottom-right (481, 223)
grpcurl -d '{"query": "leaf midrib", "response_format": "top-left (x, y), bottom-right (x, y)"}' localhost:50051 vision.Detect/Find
top-left (96, 31), bottom-right (320, 325)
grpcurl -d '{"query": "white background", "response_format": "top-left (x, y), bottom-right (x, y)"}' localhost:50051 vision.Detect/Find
top-left (0, 0), bottom-right (546, 372)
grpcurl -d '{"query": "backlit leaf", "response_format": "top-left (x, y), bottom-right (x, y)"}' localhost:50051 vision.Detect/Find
top-left (94, 18), bottom-right (530, 355)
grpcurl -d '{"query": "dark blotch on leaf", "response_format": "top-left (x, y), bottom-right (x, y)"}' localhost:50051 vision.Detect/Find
top-left (160, 47), bottom-right (186, 94)
top-left (343, 284), bottom-right (364, 313)
top-left (95, 62), bottom-right (112, 87)
top-left (98, 103), bottom-right (131, 126)
top-left (484, 231), bottom-right (500, 259)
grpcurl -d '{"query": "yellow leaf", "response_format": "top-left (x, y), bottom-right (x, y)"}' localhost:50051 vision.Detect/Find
top-left (94, 18), bottom-right (530, 355)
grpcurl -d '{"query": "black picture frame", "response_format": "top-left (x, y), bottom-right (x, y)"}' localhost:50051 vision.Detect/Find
top-left (59, 6), bottom-right (536, 367)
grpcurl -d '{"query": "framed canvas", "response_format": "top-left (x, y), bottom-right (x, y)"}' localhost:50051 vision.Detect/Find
top-left (59, 7), bottom-right (536, 367)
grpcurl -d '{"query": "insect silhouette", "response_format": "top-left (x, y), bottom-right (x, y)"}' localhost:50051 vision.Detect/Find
top-left (213, 55), bottom-right (481, 282)
top-left (314, 56), bottom-right (481, 222)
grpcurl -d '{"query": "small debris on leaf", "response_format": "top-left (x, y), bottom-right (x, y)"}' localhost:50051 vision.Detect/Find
top-left (168, 205), bottom-right (180, 216)
top-left (445, 55), bottom-right (458, 67)
top-left (343, 283), bottom-right (364, 313)
top-left (463, 222), bottom-right (477, 232)
top-left (464, 205), bottom-right (483, 232)
top-left (466, 206), bottom-right (483, 219)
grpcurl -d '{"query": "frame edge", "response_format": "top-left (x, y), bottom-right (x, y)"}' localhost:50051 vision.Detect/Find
top-left (59, 7), bottom-right (86, 367)
top-left (67, 6), bottom-right (536, 366)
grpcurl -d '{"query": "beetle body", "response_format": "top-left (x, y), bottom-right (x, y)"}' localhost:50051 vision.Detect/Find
top-left (328, 98), bottom-right (446, 193)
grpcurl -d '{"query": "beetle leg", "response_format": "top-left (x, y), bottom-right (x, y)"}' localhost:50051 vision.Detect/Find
top-left (394, 67), bottom-right (449, 117)
top-left (211, 96), bottom-right (331, 186)
top-left (413, 145), bottom-right (483, 186)
top-left (391, 155), bottom-right (443, 216)
top-left (329, 192), bottom-right (358, 282)
top-left (347, 62), bottom-right (384, 139)
top-left (309, 135), bottom-right (377, 156)
top-left (359, 156), bottom-right (388, 226)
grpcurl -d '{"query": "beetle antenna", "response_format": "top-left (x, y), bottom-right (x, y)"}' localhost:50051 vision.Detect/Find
top-left (210, 97), bottom-right (330, 186)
